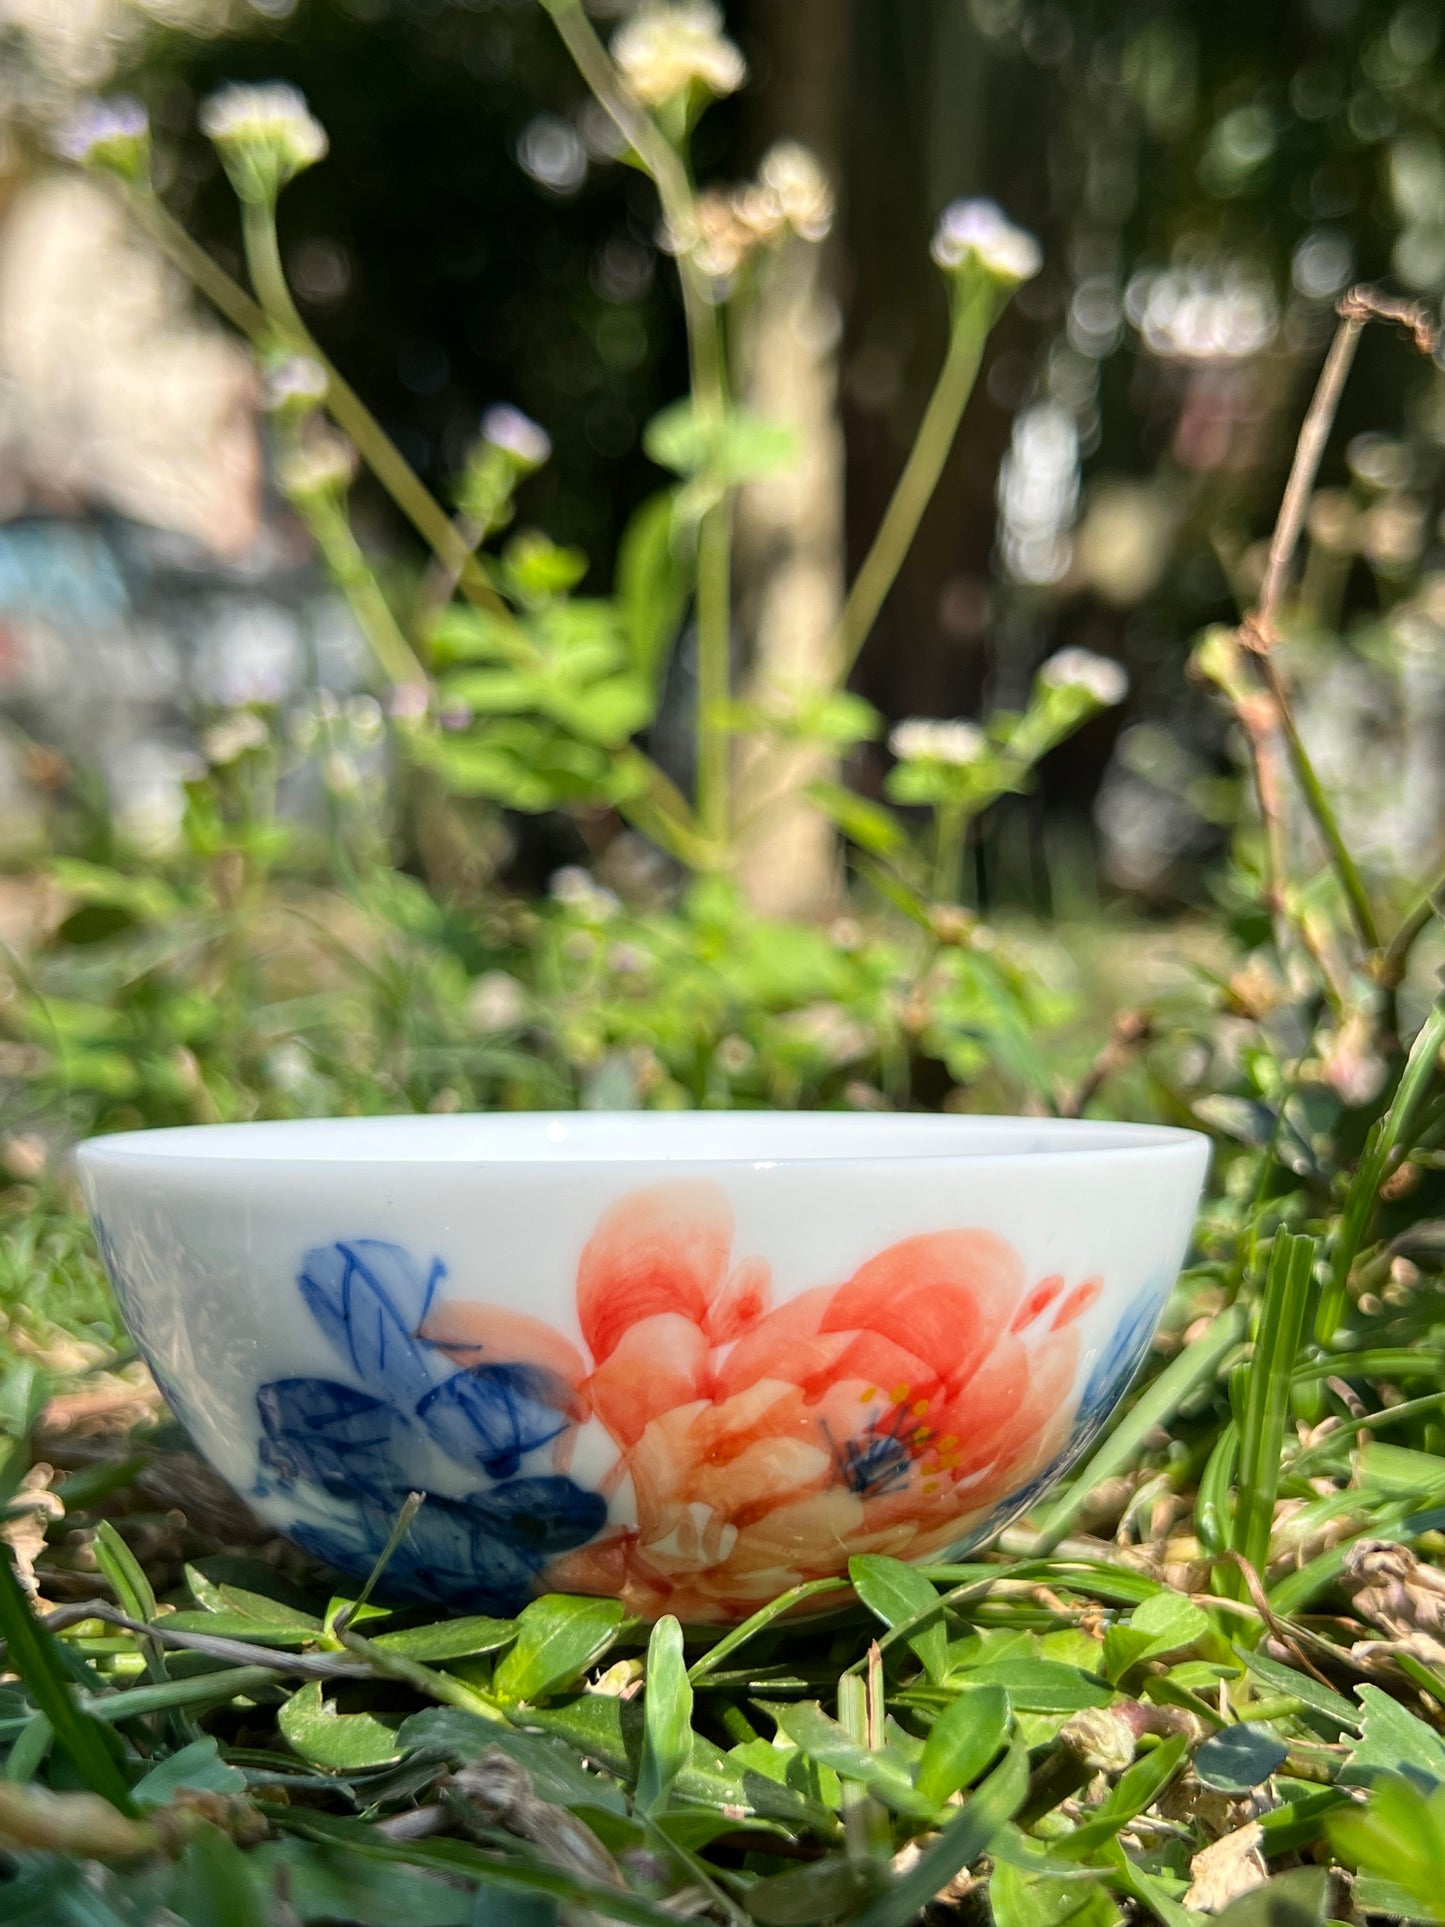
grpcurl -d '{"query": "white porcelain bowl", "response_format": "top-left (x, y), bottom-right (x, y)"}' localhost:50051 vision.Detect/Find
top-left (78, 1113), bottom-right (1208, 1622)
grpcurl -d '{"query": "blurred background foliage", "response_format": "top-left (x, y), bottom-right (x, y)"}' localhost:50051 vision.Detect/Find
top-left (0, 0), bottom-right (1440, 1161)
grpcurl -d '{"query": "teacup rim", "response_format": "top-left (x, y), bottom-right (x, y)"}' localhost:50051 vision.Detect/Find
top-left (76, 1110), bottom-right (1210, 1173)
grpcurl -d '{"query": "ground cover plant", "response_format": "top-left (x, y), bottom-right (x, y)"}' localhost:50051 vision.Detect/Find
top-left (0, 3), bottom-right (1444, 1922)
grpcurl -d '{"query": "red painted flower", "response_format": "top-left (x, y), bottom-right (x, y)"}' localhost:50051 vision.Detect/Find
top-left (546, 1182), bottom-right (1099, 1621)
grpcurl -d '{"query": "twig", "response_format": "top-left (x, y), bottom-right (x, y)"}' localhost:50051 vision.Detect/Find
top-left (4, 1600), bottom-right (368, 1680)
top-left (1380, 865), bottom-right (1445, 990)
top-left (1237, 285), bottom-right (1437, 961)
top-left (1058, 1009), bottom-right (1153, 1119)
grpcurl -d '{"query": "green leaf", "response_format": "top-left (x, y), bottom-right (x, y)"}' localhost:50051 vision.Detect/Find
top-left (278, 1680), bottom-right (403, 1770)
top-left (394, 1707), bottom-right (627, 1814)
top-left (247, 1840), bottom-right (478, 1925)
top-left (1053, 1735), bottom-right (1189, 1860)
top-left (1345, 1686), bottom-right (1445, 1788)
top-left (759, 1699), bottom-right (934, 1818)
top-left (525, 1693), bottom-right (831, 1829)
top-left (635, 1614), bottom-right (691, 1814)
top-left (853, 1739), bottom-right (1030, 1927)
top-left (747, 1857), bottom-right (885, 1924)
top-left (168, 1825), bottom-right (266, 1927)
top-left (1214, 1867), bottom-right (1331, 1927)
top-left (158, 1610), bottom-right (318, 1646)
top-left (1332, 1775), bottom-right (1445, 1919)
top-left (807, 781), bottom-right (909, 859)
top-left (1238, 1649), bottom-right (1361, 1735)
top-left (492, 1595), bottom-right (625, 1705)
top-left (439, 668), bottom-right (537, 713)
top-left (1102, 1590), bottom-right (1211, 1682)
top-left (916, 1684), bottom-right (1010, 1806)
top-left (132, 1737), bottom-right (247, 1809)
top-left (955, 1657), bottom-right (1114, 1713)
top-left (850, 1554), bottom-right (948, 1683)
top-left (643, 401), bottom-right (799, 485)
top-left (502, 530), bottom-right (588, 602)
top-left (0, 1549), bottom-right (135, 1812)
top-left (617, 489), bottom-right (690, 690)
top-left (990, 1857), bottom-right (1123, 1927)
top-left (369, 1616), bottom-right (516, 1662)
top-left (92, 1521), bottom-right (156, 1625)
top-left (1195, 1722), bottom-right (1289, 1792)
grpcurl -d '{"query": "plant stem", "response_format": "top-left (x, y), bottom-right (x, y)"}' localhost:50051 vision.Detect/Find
top-left (238, 201), bottom-right (510, 620)
top-left (835, 285), bottom-right (993, 678)
top-left (539, 0), bottom-right (735, 861)
top-left (1239, 286), bottom-right (1436, 962)
top-left (1258, 652), bottom-right (1381, 954)
top-left (126, 187), bottom-right (267, 338)
top-left (296, 492), bottom-right (430, 691)
top-left (931, 803), bottom-right (967, 904)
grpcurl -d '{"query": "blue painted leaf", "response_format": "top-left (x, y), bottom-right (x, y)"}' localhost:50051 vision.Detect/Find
top-left (256, 1378), bottom-right (412, 1500)
top-left (416, 1364), bottom-right (575, 1480)
top-left (297, 1241), bottom-right (443, 1404)
top-left (468, 1476), bottom-right (609, 1558)
top-left (1076, 1280), bottom-right (1168, 1435)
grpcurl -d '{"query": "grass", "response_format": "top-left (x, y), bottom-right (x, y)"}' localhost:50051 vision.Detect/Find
top-left (3, 1141), bottom-right (1445, 1925)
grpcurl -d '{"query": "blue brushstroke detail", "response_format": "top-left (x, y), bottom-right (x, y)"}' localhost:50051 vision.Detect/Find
top-left (1075, 1280), bottom-right (1169, 1439)
top-left (283, 1478), bottom-right (606, 1615)
top-left (298, 1240), bottom-right (443, 1406)
top-left (826, 1402), bottom-right (915, 1499)
top-left (255, 1235), bottom-right (608, 1610)
top-left (256, 1378), bottom-right (412, 1499)
top-left (416, 1364), bottom-right (575, 1481)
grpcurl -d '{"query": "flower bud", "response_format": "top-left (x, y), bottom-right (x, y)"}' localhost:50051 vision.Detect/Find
top-left (888, 717), bottom-right (988, 767)
top-left (1038, 647), bottom-right (1129, 707)
top-left (199, 82), bottom-right (329, 204)
top-left (56, 97), bottom-right (151, 187)
top-left (931, 198), bottom-right (1041, 289)
top-left (480, 404), bottom-right (552, 474)
top-left (612, 2), bottom-right (747, 112)
top-left (263, 355), bottom-right (329, 422)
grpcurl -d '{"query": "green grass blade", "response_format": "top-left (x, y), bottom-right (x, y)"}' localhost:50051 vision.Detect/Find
top-left (852, 1738), bottom-right (1029, 1927)
top-left (1032, 1301), bottom-right (1247, 1552)
top-left (1317, 999), bottom-right (1445, 1344)
top-left (1231, 1229), bottom-right (1318, 1595)
top-left (0, 1550), bottom-right (136, 1812)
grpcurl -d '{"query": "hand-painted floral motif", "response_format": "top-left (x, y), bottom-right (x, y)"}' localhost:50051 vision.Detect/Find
top-left (246, 1188), bottom-right (1160, 1621)
top-left (254, 1238), bottom-right (603, 1614)
top-left (544, 1183), bottom-right (1102, 1618)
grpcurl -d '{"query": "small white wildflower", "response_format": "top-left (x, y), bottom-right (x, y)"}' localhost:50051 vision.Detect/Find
top-left (612, 2), bottom-right (747, 111)
top-left (202, 711), bottom-right (270, 766)
top-left (931, 198), bottom-right (1041, 287)
top-left (888, 717), bottom-right (989, 766)
top-left (199, 82), bottom-right (328, 203)
top-left (1038, 647), bottom-right (1129, 706)
top-left (757, 141), bottom-right (833, 243)
top-left (263, 355), bottom-right (329, 418)
top-left (56, 97), bottom-right (150, 184)
top-left (480, 404), bottom-right (553, 472)
top-left (665, 189), bottom-right (756, 280)
top-left (275, 432), bottom-right (356, 503)
top-left (549, 865), bottom-right (621, 920)
top-left (467, 971), bottom-right (527, 1034)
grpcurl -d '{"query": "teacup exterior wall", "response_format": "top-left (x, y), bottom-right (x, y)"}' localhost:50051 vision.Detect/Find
top-left (78, 1113), bottom-right (1208, 1622)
